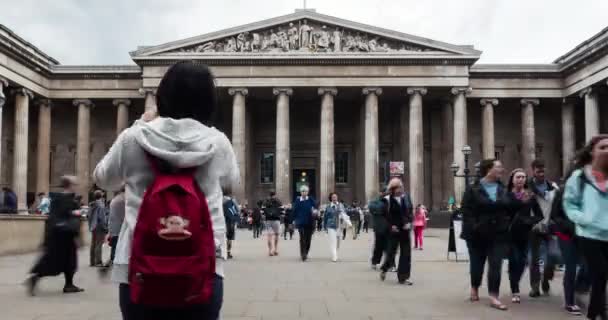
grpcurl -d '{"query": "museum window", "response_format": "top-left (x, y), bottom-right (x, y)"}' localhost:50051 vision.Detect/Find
top-left (260, 152), bottom-right (275, 184)
top-left (335, 152), bottom-right (349, 184)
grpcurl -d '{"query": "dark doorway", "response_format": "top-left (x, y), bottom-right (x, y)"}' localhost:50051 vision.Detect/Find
top-left (292, 169), bottom-right (316, 202)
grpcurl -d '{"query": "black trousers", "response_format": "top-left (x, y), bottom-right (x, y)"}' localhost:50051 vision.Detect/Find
top-left (467, 240), bottom-right (506, 295)
top-left (579, 237), bottom-right (608, 319)
top-left (119, 275), bottom-right (223, 320)
top-left (371, 232), bottom-right (389, 265)
top-left (380, 230), bottom-right (412, 280)
top-left (298, 225), bottom-right (314, 258)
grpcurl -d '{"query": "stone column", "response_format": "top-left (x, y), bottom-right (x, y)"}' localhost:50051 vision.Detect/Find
top-left (229, 88), bottom-right (248, 203)
top-left (35, 99), bottom-right (52, 195)
top-left (441, 100), bottom-right (454, 204)
top-left (273, 88), bottom-right (293, 204)
top-left (580, 87), bottom-right (599, 141)
top-left (521, 99), bottom-right (539, 168)
top-left (139, 88), bottom-right (157, 113)
top-left (318, 87), bottom-right (338, 206)
top-left (363, 88), bottom-right (382, 202)
top-left (0, 78), bottom-right (7, 185)
top-left (480, 99), bottom-right (499, 159)
top-left (451, 87), bottom-right (471, 203)
top-left (407, 87), bottom-right (427, 207)
top-left (561, 100), bottom-right (576, 175)
top-left (12, 89), bottom-right (33, 212)
top-left (113, 99), bottom-right (131, 136)
top-left (74, 99), bottom-right (93, 203)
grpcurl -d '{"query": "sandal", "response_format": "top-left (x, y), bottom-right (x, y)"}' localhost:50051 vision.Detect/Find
top-left (469, 294), bottom-right (480, 302)
top-left (511, 295), bottom-right (521, 304)
top-left (490, 302), bottom-right (508, 311)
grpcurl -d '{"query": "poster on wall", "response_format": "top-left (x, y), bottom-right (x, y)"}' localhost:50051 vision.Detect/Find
top-left (389, 161), bottom-right (404, 176)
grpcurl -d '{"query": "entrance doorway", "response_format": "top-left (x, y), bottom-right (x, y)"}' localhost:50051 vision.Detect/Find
top-left (292, 169), bottom-right (316, 201)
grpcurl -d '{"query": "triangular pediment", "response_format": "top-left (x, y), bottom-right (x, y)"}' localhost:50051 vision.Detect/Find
top-left (131, 10), bottom-right (480, 59)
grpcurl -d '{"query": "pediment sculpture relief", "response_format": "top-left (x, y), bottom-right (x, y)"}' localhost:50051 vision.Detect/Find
top-left (175, 19), bottom-right (433, 54)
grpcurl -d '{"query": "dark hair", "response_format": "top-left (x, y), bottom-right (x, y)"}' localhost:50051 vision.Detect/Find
top-left (38, 192), bottom-right (45, 197)
top-left (269, 191), bottom-right (276, 197)
top-left (507, 168), bottom-right (527, 191)
top-left (565, 134), bottom-right (608, 179)
top-left (156, 61), bottom-right (218, 125)
top-left (479, 159), bottom-right (497, 178)
top-left (94, 190), bottom-right (104, 200)
top-left (531, 159), bottom-right (545, 169)
top-left (328, 192), bottom-right (338, 201)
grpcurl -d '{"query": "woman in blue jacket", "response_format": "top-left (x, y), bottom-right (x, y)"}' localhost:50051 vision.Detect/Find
top-left (324, 192), bottom-right (351, 262)
top-left (563, 135), bottom-right (608, 320)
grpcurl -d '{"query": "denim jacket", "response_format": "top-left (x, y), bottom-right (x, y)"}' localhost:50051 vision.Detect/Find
top-left (324, 202), bottom-right (348, 230)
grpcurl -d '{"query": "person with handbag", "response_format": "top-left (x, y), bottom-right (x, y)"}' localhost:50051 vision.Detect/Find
top-left (26, 175), bottom-right (84, 296)
top-left (461, 159), bottom-right (510, 310)
top-left (324, 192), bottom-right (351, 262)
top-left (505, 168), bottom-right (543, 304)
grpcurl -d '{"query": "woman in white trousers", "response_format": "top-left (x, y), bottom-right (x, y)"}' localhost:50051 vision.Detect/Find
top-left (324, 193), bottom-right (351, 262)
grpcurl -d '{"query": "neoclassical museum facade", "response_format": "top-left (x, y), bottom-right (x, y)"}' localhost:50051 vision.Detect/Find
top-left (0, 9), bottom-right (607, 211)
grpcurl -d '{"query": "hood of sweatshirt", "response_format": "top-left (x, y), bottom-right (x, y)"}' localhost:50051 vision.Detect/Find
top-left (132, 117), bottom-right (221, 168)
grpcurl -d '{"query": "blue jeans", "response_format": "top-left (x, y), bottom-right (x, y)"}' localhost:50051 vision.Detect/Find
top-left (508, 239), bottom-right (528, 294)
top-left (467, 240), bottom-right (506, 295)
top-left (119, 274), bottom-right (223, 320)
top-left (559, 238), bottom-right (590, 306)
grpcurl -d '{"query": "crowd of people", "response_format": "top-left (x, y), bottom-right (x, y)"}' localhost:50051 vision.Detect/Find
top-left (16, 60), bottom-right (608, 320)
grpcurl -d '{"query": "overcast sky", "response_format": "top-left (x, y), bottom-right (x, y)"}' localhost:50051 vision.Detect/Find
top-left (2, 0), bottom-right (607, 65)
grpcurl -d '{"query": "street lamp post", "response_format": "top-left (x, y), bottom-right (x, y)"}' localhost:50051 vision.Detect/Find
top-left (450, 145), bottom-right (474, 187)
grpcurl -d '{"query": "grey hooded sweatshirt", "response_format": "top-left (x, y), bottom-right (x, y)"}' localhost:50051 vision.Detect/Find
top-left (93, 117), bottom-right (239, 283)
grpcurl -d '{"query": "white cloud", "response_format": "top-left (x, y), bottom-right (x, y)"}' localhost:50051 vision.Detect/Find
top-left (1, 0), bottom-right (606, 64)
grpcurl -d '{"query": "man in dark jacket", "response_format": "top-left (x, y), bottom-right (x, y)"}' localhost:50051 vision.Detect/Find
top-left (379, 178), bottom-right (414, 285)
top-left (2, 187), bottom-right (17, 213)
top-left (293, 186), bottom-right (317, 261)
top-left (370, 192), bottom-right (390, 269)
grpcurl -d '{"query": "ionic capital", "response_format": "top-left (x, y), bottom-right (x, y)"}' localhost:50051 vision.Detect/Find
top-left (228, 88), bottom-right (249, 96)
top-left (318, 87), bottom-right (338, 96)
top-left (112, 99), bottom-right (131, 107)
top-left (273, 88), bottom-right (293, 96)
top-left (11, 88), bottom-right (34, 99)
top-left (406, 87), bottom-right (427, 96)
top-left (480, 99), bottom-right (499, 107)
top-left (34, 99), bottom-right (52, 107)
top-left (579, 87), bottom-right (595, 98)
top-left (451, 87), bottom-right (472, 96)
top-left (362, 87), bottom-right (382, 96)
top-left (73, 99), bottom-right (93, 107)
top-left (139, 88), bottom-right (157, 96)
top-left (520, 99), bottom-right (540, 107)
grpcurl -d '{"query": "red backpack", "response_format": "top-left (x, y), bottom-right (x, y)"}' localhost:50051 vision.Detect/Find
top-left (129, 156), bottom-right (216, 307)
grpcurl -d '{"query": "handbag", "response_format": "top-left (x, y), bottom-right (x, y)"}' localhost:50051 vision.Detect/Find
top-left (53, 215), bottom-right (81, 234)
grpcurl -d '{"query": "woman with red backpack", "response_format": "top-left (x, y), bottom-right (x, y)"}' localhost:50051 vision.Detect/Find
top-left (94, 61), bottom-right (238, 320)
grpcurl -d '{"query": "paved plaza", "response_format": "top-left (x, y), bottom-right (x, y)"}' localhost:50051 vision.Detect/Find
top-left (0, 228), bottom-right (584, 320)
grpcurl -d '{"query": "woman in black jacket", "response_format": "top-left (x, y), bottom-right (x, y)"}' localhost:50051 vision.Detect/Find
top-left (26, 176), bottom-right (84, 296)
top-left (505, 168), bottom-right (543, 304)
top-left (461, 159), bottom-right (510, 310)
